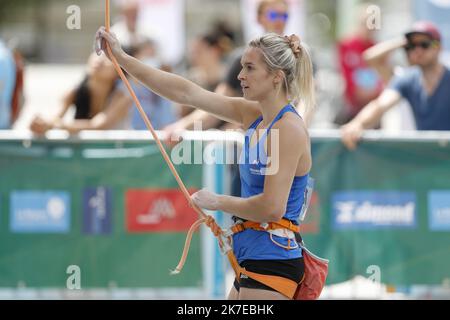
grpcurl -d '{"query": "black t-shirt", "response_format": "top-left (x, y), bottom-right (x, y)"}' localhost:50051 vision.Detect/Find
top-left (74, 77), bottom-right (91, 119)
top-left (73, 76), bottom-right (116, 119)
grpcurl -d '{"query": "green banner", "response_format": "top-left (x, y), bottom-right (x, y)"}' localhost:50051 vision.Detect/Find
top-left (0, 140), bottom-right (203, 288)
top-left (305, 138), bottom-right (450, 285)
top-left (1, 135), bottom-right (450, 289)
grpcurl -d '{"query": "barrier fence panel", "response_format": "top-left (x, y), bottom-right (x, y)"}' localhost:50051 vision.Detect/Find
top-left (1, 130), bottom-right (450, 296)
top-left (305, 130), bottom-right (450, 286)
top-left (0, 134), bottom-right (204, 296)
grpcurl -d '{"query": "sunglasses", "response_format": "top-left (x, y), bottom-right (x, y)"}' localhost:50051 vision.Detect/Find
top-left (266, 10), bottom-right (289, 22)
top-left (404, 40), bottom-right (438, 52)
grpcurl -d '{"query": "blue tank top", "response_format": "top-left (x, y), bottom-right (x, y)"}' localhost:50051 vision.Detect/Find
top-left (234, 104), bottom-right (309, 262)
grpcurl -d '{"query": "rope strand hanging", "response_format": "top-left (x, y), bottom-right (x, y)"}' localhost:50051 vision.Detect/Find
top-left (103, 0), bottom-right (228, 275)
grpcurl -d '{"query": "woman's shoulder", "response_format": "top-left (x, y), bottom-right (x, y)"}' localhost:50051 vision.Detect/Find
top-left (279, 110), bottom-right (306, 128)
top-left (273, 112), bottom-right (309, 143)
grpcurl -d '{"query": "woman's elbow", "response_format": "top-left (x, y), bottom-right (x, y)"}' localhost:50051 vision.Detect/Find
top-left (265, 203), bottom-right (286, 222)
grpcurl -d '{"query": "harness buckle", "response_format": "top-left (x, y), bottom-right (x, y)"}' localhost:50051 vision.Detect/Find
top-left (218, 234), bottom-right (232, 255)
top-left (222, 229), bottom-right (234, 238)
top-left (260, 222), bottom-right (269, 230)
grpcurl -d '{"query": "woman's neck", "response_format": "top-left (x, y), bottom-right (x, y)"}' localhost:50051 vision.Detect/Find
top-left (259, 96), bottom-right (290, 127)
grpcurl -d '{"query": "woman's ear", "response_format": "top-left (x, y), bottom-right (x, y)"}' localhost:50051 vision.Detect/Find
top-left (273, 70), bottom-right (284, 86)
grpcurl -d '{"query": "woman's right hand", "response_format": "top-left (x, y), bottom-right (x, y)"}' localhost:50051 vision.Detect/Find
top-left (94, 26), bottom-right (124, 61)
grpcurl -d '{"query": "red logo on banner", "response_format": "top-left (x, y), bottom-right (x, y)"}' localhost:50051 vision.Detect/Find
top-left (126, 189), bottom-right (199, 233)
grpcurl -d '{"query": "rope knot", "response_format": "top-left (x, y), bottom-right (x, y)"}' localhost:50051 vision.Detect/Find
top-left (205, 215), bottom-right (222, 237)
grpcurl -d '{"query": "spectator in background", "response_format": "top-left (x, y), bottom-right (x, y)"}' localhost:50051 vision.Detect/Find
top-left (177, 31), bottom-right (232, 118)
top-left (363, 37), bottom-right (407, 84)
top-left (363, 34), bottom-right (416, 131)
top-left (9, 40), bottom-right (25, 126)
top-left (188, 32), bottom-right (232, 91)
top-left (0, 38), bottom-right (16, 129)
top-left (118, 38), bottom-right (177, 130)
top-left (335, 4), bottom-right (383, 125)
top-left (341, 21), bottom-right (450, 150)
top-left (30, 52), bottom-right (130, 134)
top-left (111, 0), bottom-right (145, 50)
top-left (112, 0), bottom-right (173, 74)
top-left (212, 20), bottom-right (238, 49)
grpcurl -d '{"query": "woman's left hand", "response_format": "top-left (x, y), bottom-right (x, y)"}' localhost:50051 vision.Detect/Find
top-left (191, 189), bottom-right (221, 211)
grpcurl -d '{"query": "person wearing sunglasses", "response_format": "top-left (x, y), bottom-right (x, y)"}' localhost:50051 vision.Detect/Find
top-left (257, 0), bottom-right (290, 36)
top-left (341, 21), bottom-right (450, 150)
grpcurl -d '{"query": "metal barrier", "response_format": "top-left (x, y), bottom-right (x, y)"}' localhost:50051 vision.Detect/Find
top-left (1, 129), bottom-right (450, 299)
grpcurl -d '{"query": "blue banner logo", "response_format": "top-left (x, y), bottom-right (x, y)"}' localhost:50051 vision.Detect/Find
top-left (428, 191), bottom-right (450, 231)
top-left (332, 191), bottom-right (417, 230)
top-left (10, 191), bottom-right (70, 233)
top-left (83, 187), bottom-right (112, 234)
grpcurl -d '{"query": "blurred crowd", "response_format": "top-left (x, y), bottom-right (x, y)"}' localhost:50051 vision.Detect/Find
top-left (1, 0), bottom-right (450, 150)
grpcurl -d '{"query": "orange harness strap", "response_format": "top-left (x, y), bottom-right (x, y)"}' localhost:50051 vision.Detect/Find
top-left (230, 218), bottom-right (300, 234)
top-left (227, 250), bottom-right (299, 299)
top-left (228, 218), bottom-right (302, 299)
top-left (241, 269), bottom-right (299, 299)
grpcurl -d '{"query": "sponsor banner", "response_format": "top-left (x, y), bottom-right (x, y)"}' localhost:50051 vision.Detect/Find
top-left (10, 191), bottom-right (70, 233)
top-left (332, 191), bottom-right (417, 230)
top-left (428, 191), bottom-right (450, 231)
top-left (83, 187), bottom-right (112, 235)
top-left (126, 189), bottom-right (198, 233)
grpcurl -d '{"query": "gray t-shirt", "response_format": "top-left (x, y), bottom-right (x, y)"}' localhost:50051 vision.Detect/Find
top-left (389, 66), bottom-right (450, 130)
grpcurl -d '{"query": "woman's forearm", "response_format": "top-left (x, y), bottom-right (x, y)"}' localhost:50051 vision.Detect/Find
top-left (217, 194), bottom-right (281, 223)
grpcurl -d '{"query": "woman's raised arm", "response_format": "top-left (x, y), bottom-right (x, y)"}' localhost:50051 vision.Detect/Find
top-left (95, 27), bottom-right (259, 126)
